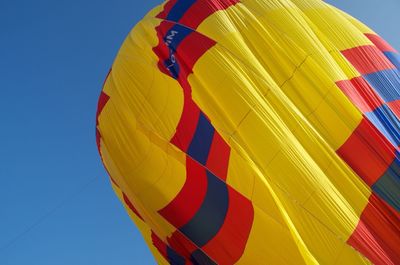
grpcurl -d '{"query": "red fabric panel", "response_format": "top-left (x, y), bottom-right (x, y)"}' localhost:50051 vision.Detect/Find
top-left (95, 129), bottom-right (102, 153)
top-left (152, 232), bottom-right (169, 259)
top-left (175, 31), bottom-right (216, 79)
top-left (336, 77), bottom-right (384, 113)
top-left (201, 187), bottom-right (254, 265)
top-left (159, 157), bottom-right (208, 228)
top-left (347, 194), bottom-right (400, 265)
top-left (341, 45), bottom-right (396, 75)
top-left (337, 117), bottom-right (396, 186)
top-left (170, 99), bottom-right (201, 152)
top-left (386, 100), bottom-right (400, 122)
top-left (153, 21), bottom-right (176, 64)
top-left (96, 91), bottom-right (110, 126)
top-left (95, 87), bottom-right (110, 153)
top-left (206, 132), bottom-right (231, 181)
top-left (179, 0), bottom-right (240, 29)
top-left (365, 34), bottom-right (397, 53)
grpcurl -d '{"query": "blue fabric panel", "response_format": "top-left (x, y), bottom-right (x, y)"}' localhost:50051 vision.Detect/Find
top-left (166, 0), bottom-right (197, 22)
top-left (365, 104), bottom-right (400, 147)
top-left (372, 156), bottom-right (400, 212)
top-left (384, 51), bottom-right (400, 70)
top-left (187, 112), bottom-right (215, 166)
top-left (167, 246), bottom-right (186, 265)
top-left (191, 249), bottom-right (217, 265)
top-left (164, 24), bottom-right (193, 52)
top-left (179, 171), bottom-right (229, 247)
top-left (162, 24), bottom-right (193, 79)
top-left (364, 69), bottom-right (400, 102)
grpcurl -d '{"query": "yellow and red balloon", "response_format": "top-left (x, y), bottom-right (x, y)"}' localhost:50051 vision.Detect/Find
top-left (96, 0), bottom-right (400, 264)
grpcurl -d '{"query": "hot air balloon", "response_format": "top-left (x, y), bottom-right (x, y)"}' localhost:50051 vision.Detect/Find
top-left (96, 0), bottom-right (400, 264)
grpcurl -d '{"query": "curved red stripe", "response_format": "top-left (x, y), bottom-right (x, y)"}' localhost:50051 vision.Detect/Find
top-left (337, 117), bottom-right (396, 186)
top-left (159, 157), bottom-right (208, 228)
top-left (206, 132), bottom-right (231, 181)
top-left (152, 232), bottom-right (168, 259)
top-left (170, 99), bottom-right (201, 152)
top-left (179, 0), bottom-right (240, 30)
top-left (342, 46), bottom-right (396, 75)
top-left (365, 34), bottom-right (397, 53)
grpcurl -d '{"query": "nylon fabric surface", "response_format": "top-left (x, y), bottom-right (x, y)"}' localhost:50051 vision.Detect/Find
top-left (96, 0), bottom-right (400, 264)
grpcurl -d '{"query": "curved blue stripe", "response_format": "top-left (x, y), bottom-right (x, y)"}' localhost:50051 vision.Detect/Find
top-left (191, 249), bottom-right (217, 265)
top-left (384, 51), bottom-right (400, 70)
top-left (366, 104), bottom-right (400, 146)
top-left (187, 112), bottom-right (215, 165)
top-left (166, 0), bottom-right (197, 22)
top-left (167, 246), bottom-right (186, 265)
top-left (372, 155), bottom-right (400, 212)
top-left (179, 170), bottom-right (229, 247)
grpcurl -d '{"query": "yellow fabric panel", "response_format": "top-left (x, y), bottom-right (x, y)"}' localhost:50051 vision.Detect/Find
top-left (291, 0), bottom-right (372, 50)
top-left (275, 190), bottom-right (371, 265)
top-left (100, 137), bottom-right (178, 238)
top-left (336, 247), bottom-right (371, 265)
top-left (280, 57), bottom-right (338, 115)
top-left (197, 3), bottom-right (307, 88)
top-left (225, 149), bottom-right (255, 200)
top-left (196, 1), bottom-right (363, 149)
top-left (98, 91), bottom-right (183, 210)
top-left (187, 51), bottom-right (256, 134)
top-left (110, 27), bottom-right (184, 139)
top-left (307, 87), bottom-right (362, 149)
top-left (238, 0), bottom-right (348, 81)
top-left (237, 206), bottom-right (306, 265)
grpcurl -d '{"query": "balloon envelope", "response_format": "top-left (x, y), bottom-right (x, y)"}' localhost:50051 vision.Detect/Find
top-left (96, 0), bottom-right (400, 264)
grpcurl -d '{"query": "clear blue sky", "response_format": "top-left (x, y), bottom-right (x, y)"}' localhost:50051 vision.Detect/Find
top-left (0, 1), bottom-right (398, 265)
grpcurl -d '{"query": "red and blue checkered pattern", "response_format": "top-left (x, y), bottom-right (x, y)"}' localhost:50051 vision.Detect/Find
top-left (338, 34), bottom-right (400, 213)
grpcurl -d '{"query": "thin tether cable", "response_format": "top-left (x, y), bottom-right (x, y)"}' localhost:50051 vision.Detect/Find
top-left (0, 175), bottom-right (100, 253)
